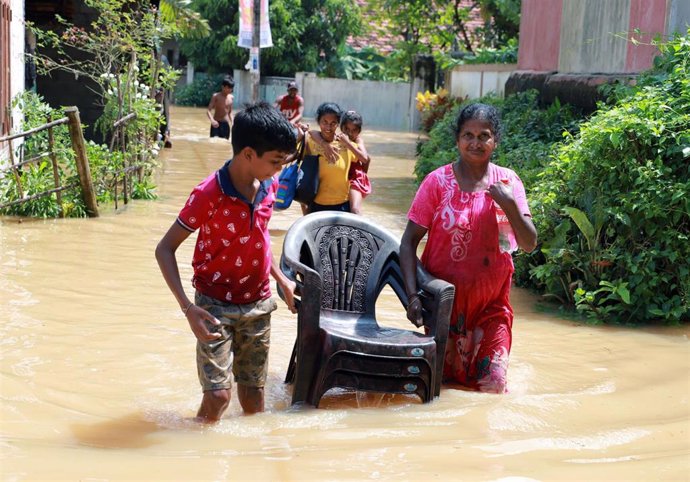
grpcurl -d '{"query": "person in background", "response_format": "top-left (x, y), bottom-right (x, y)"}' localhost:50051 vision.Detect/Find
top-left (400, 103), bottom-right (537, 394)
top-left (303, 102), bottom-right (355, 214)
top-left (275, 81), bottom-right (304, 126)
top-left (155, 86), bottom-right (172, 148)
top-left (207, 77), bottom-right (234, 139)
top-left (309, 110), bottom-right (372, 215)
top-left (155, 102), bottom-right (298, 423)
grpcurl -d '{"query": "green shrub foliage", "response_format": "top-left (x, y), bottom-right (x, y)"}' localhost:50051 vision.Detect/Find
top-left (527, 32), bottom-right (689, 324)
top-left (0, 93), bottom-right (82, 217)
top-left (174, 73), bottom-right (227, 107)
top-left (1, 92), bottom-right (160, 217)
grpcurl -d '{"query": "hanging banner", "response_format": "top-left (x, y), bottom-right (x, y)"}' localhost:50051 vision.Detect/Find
top-left (238, 0), bottom-right (273, 49)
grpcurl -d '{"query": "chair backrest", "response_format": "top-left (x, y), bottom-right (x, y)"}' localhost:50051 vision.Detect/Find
top-left (282, 212), bottom-right (402, 314)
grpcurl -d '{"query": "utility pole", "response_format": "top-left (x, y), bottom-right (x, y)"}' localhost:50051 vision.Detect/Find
top-left (251, 0), bottom-right (261, 102)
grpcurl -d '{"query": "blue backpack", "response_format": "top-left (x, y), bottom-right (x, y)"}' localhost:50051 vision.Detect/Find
top-left (275, 140), bottom-right (319, 210)
top-left (275, 161), bottom-right (299, 210)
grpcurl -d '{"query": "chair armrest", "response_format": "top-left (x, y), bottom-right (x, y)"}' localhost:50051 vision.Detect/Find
top-left (416, 266), bottom-right (455, 337)
top-left (280, 251), bottom-right (323, 327)
top-left (280, 252), bottom-right (321, 297)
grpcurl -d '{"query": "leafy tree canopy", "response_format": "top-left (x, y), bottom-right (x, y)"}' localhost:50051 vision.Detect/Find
top-left (159, 0), bottom-right (211, 39)
top-left (179, 0), bottom-right (362, 76)
top-left (365, 0), bottom-right (521, 77)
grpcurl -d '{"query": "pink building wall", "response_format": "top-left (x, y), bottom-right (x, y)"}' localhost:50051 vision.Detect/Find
top-left (517, 0), bottom-right (563, 71)
top-left (626, 0), bottom-right (668, 72)
top-left (518, 0), bottom-right (672, 74)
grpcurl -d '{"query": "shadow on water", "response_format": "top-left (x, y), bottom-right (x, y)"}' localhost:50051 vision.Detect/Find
top-left (70, 412), bottom-right (166, 449)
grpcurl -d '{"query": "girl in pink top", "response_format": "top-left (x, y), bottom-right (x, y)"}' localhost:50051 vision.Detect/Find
top-left (338, 110), bottom-right (371, 215)
top-left (400, 103), bottom-right (538, 393)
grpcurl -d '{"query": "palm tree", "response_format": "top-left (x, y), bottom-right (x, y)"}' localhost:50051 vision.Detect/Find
top-left (159, 0), bottom-right (210, 39)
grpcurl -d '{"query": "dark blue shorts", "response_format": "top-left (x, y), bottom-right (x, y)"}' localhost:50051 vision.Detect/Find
top-left (308, 201), bottom-right (351, 213)
top-left (210, 120), bottom-right (230, 139)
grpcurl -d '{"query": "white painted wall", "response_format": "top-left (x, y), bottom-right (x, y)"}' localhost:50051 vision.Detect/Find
top-left (297, 73), bottom-right (415, 131)
top-left (1, 0), bottom-right (25, 164)
top-left (445, 64), bottom-right (516, 100)
top-left (10, 0), bottom-right (24, 126)
top-left (232, 70), bottom-right (419, 131)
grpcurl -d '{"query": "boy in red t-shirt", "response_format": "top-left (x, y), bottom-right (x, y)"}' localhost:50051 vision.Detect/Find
top-left (156, 102), bottom-right (298, 423)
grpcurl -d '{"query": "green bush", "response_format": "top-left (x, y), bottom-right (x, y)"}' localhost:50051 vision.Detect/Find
top-left (439, 39), bottom-right (519, 69)
top-left (174, 73), bottom-right (226, 106)
top-left (525, 31), bottom-right (690, 324)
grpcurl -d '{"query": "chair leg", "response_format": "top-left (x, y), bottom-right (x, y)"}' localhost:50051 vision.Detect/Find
top-left (284, 342), bottom-right (297, 384)
top-left (290, 343), bottom-right (320, 405)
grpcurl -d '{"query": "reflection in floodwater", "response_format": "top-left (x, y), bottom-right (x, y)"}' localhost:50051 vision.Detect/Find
top-left (1, 107), bottom-right (688, 481)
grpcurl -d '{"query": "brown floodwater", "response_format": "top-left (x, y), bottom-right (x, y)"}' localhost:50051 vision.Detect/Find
top-left (1, 106), bottom-right (688, 481)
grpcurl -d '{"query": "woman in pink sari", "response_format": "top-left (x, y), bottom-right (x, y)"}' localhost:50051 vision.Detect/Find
top-left (400, 103), bottom-right (537, 393)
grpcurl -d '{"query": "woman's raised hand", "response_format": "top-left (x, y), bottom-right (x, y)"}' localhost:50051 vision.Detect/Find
top-left (487, 179), bottom-right (514, 207)
top-left (323, 139), bottom-right (340, 163)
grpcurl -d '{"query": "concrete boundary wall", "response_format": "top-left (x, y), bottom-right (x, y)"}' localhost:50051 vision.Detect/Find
top-left (296, 73), bottom-right (414, 131)
top-left (233, 70), bottom-right (416, 131)
top-left (445, 63), bottom-right (517, 100)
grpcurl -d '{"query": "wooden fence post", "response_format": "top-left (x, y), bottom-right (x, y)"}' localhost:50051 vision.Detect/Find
top-left (64, 107), bottom-right (99, 218)
top-left (47, 115), bottom-right (64, 218)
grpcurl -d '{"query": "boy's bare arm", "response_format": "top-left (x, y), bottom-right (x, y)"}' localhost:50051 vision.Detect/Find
top-left (270, 254), bottom-right (297, 313)
top-left (155, 222), bottom-right (221, 341)
top-left (207, 94), bottom-right (218, 126)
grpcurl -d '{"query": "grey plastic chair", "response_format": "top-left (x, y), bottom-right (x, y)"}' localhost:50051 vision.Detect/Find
top-left (279, 212), bottom-right (455, 407)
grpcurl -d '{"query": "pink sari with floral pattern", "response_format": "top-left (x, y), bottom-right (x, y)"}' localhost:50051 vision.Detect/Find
top-left (408, 163), bottom-right (531, 393)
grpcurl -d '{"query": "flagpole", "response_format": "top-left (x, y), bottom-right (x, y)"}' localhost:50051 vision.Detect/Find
top-left (251, 0), bottom-right (261, 102)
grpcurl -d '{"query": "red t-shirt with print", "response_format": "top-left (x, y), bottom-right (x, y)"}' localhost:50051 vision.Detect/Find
top-left (177, 160), bottom-right (277, 304)
top-left (277, 94), bottom-right (304, 122)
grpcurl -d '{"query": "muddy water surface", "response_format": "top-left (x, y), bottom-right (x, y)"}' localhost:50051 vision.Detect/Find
top-left (1, 106), bottom-right (688, 481)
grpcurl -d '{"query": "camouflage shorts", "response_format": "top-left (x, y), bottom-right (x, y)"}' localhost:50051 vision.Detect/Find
top-left (194, 292), bottom-right (277, 391)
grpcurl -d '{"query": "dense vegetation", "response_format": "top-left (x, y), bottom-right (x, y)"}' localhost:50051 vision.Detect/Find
top-left (416, 32), bottom-right (690, 324)
top-left (1, 0), bottom-right (179, 217)
top-left (174, 73), bottom-right (228, 107)
top-left (180, 0), bottom-right (362, 77)
top-left (367, 0), bottom-right (520, 78)
top-left (180, 0), bottom-right (520, 81)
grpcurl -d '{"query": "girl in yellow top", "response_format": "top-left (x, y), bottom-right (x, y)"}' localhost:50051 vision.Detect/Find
top-left (305, 102), bottom-right (355, 213)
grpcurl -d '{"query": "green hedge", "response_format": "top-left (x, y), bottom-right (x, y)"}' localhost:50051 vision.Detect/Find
top-left (526, 32), bottom-right (689, 324)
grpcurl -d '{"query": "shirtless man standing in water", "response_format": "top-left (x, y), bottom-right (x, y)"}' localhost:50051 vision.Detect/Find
top-left (207, 77), bottom-right (234, 139)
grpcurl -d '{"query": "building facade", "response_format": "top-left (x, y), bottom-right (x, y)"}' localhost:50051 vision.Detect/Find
top-left (507, 0), bottom-right (690, 110)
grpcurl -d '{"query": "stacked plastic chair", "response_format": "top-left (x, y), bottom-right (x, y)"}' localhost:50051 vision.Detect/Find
top-left (279, 212), bottom-right (455, 407)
